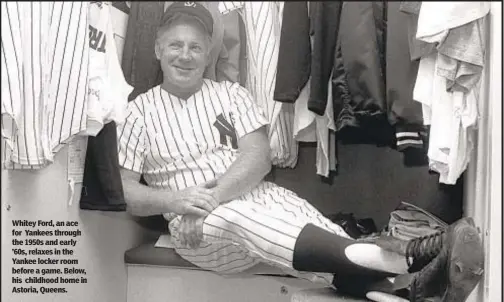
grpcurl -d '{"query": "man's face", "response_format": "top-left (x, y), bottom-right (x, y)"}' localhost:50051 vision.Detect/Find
top-left (155, 22), bottom-right (210, 90)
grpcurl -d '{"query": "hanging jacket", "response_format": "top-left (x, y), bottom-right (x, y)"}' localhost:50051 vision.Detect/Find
top-left (121, 1), bottom-right (165, 101)
top-left (273, 1), bottom-right (312, 103)
top-left (334, 2), bottom-right (395, 147)
top-left (307, 2), bottom-right (343, 115)
top-left (332, 38), bottom-right (358, 132)
top-left (386, 1), bottom-right (428, 165)
top-left (338, 2), bottom-right (387, 122)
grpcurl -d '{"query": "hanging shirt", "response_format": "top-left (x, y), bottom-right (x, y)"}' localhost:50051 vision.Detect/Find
top-left (85, 2), bottom-right (133, 136)
top-left (79, 2), bottom-right (133, 212)
top-left (1, 2), bottom-right (90, 169)
top-left (225, 2), bottom-right (298, 168)
top-left (292, 77), bottom-right (337, 178)
top-left (413, 2), bottom-right (489, 184)
top-left (414, 54), bottom-right (478, 185)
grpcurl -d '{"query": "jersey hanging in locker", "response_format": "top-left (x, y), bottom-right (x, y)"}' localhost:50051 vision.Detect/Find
top-left (1, 2), bottom-right (90, 169)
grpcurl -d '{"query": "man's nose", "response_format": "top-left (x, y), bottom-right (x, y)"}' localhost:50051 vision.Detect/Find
top-left (179, 46), bottom-right (192, 61)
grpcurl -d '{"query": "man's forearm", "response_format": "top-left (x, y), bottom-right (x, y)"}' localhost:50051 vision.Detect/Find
top-left (212, 143), bottom-right (271, 204)
top-left (123, 178), bottom-right (174, 216)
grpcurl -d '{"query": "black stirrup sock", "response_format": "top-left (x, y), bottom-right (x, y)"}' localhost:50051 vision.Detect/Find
top-left (292, 223), bottom-right (396, 279)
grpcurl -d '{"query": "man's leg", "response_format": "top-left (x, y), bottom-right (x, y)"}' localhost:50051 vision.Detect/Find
top-left (170, 182), bottom-right (408, 280)
top-left (173, 239), bottom-right (262, 274)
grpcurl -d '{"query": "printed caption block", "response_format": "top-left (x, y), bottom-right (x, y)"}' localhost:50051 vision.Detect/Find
top-left (10, 219), bottom-right (86, 295)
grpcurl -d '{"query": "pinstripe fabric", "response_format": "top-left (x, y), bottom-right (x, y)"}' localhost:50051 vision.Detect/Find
top-left (170, 181), bottom-right (350, 284)
top-left (117, 79), bottom-right (268, 192)
top-left (117, 79), bottom-right (350, 283)
top-left (231, 2), bottom-right (298, 168)
top-left (1, 2), bottom-right (50, 169)
top-left (218, 1), bottom-right (245, 15)
top-left (46, 2), bottom-right (90, 154)
top-left (1, 2), bottom-right (90, 170)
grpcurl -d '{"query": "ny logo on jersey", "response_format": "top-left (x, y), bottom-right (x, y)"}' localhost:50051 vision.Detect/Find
top-left (213, 114), bottom-right (238, 150)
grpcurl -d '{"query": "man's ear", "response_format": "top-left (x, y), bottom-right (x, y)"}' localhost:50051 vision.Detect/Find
top-left (154, 41), bottom-right (161, 60)
top-left (205, 37), bottom-right (213, 66)
top-left (205, 51), bottom-right (212, 67)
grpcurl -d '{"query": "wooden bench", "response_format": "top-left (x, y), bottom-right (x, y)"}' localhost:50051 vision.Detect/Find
top-left (124, 241), bottom-right (369, 302)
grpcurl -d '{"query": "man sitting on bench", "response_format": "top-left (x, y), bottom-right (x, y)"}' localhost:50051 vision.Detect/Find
top-left (117, 2), bottom-right (484, 300)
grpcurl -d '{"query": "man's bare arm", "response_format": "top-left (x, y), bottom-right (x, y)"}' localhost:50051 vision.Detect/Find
top-left (211, 126), bottom-right (272, 204)
top-left (121, 169), bottom-right (218, 217)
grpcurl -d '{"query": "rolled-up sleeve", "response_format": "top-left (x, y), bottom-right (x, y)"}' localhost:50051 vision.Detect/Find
top-left (227, 82), bottom-right (269, 139)
top-left (117, 97), bottom-right (148, 173)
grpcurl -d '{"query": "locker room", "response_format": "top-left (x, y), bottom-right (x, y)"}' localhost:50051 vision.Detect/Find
top-left (1, 2), bottom-right (502, 302)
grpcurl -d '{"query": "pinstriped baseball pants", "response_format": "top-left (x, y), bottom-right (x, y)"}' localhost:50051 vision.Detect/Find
top-left (169, 181), bottom-right (351, 285)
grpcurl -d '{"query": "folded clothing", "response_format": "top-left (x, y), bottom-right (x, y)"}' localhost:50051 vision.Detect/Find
top-left (387, 202), bottom-right (448, 241)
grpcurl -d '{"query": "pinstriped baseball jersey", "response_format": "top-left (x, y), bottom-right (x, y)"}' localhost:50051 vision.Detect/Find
top-left (117, 77), bottom-right (350, 284)
top-left (1, 2), bottom-right (90, 169)
top-left (216, 2), bottom-right (298, 168)
top-left (1, 2), bottom-right (51, 169)
top-left (239, 2), bottom-right (298, 168)
top-left (117, 79), bottom-right (269, 191)
top-left (46, 2), bottom-right (90, 154)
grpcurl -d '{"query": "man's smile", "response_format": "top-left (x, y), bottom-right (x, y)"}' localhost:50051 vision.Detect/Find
top-left (174, 66), bottom-right (195, 71)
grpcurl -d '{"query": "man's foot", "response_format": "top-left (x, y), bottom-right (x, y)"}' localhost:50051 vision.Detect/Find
top-left (376, 217), bottom-right (484, 301)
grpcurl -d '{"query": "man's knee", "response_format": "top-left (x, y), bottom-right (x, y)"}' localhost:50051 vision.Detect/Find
top-left (206, 204), bottom-right (249, 233)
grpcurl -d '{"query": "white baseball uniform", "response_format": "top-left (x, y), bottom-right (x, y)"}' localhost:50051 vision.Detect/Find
top-left (85, 2), bottom-right (132, 136)
top-left (117, 80), bottom-right (350, 284)
top-left (1, 2), bottom-right (90, 169)
top-left (218, 2), bottom-right (299, 168)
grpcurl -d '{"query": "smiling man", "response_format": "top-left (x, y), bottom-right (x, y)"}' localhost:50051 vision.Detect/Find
top-left (116, 2), bottom-right (484, 300)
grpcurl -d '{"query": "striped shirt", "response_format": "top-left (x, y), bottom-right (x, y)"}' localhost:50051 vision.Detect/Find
top-left (1, 2), bottom-right (90, 169)
top-left (117, 80), bottom-right (269, 191)
top-left (225, 2), bottom-right (298, 168)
